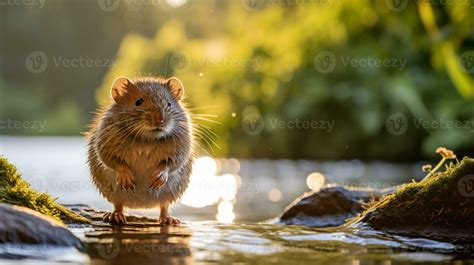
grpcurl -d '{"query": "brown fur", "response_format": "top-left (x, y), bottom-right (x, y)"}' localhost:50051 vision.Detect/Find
top-left (85, 76), bottom-right (195, 222)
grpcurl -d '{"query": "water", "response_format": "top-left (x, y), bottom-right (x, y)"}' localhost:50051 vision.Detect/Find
top-left (79, 222), bottom-right (465, 264)
top-left (1, 136), bottom-right (472, 264)
top-left (0, 136), bottom-right (420, 222)
top-left (2, 221), bottom-right (470, 264)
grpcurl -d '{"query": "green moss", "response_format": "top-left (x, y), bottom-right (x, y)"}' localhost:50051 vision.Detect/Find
top-left (0, 155), bottom-right (90, 224)
top-left (352, 157), bottom-right (474, 228)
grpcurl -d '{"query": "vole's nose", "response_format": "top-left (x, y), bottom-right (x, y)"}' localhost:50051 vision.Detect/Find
top-left (153, 112), bottom-right (165, 124)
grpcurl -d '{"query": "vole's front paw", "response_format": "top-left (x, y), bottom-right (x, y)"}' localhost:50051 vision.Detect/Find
top-left (103, 211), bottom-right (127, 225)
top-left (116, 167), bottom-right (136, 191)
top-left (159, 215), bottom-right (181, 225)
top-left (149, 170), bottom-right (168, 189)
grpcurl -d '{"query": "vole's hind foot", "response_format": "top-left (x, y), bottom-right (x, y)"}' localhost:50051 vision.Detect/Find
top-left (103, 212), bottom-right (127, 225)
top-left (159, 216), bottom-right (181, 225)
top-left (149, 170), bottom-right (169, 189)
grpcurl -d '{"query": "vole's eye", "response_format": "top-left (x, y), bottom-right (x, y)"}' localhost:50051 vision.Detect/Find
top-left (167, 100), bottom-right (171, 107)
top-left (135, 98), bottom-right (144, 106)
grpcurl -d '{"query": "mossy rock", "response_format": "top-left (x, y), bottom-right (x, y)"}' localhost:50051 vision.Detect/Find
top-left (350, 157), bottom-right (474, 244)
top-left (0, 155), bottom-right (90, 224)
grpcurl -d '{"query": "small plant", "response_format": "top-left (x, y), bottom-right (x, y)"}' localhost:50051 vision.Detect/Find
top-left (421, 147), bottom-right (457, 181)
top-left (0, 155), bottom-right (90, 224)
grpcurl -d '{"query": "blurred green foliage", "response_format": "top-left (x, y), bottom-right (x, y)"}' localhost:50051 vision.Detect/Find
top-left (1, 0), bottom-right (473, 161)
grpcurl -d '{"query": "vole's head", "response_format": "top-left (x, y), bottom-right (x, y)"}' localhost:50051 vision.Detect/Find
top-left (109, 76), bottom-right (188, 140)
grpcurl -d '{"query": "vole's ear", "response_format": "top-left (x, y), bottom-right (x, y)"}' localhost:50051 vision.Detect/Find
top-left (166, 77), bottom-right (184, 101)
top-left (111, 77), bottom-right (136, 102)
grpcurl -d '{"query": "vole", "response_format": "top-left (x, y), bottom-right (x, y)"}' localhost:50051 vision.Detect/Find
top-left (86, 76), bottom-right (194, 225)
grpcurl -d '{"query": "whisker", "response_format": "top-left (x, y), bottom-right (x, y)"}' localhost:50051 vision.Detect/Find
top-left (192, 125), bottom-right (221, 151)
top-left (192, 124), bottom-right (220, 139)
top-left (190, 113), bottom-right (219, 118)
top-left (188, 105), bottom-right (221, 111)
top-left (191, 116), bottom-right (222, 125)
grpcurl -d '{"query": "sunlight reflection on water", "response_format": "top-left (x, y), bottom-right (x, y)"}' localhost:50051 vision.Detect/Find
top-left (0, 136), bottom-right (423, 222)
top-left (180, 156), bottom-right (239, 222)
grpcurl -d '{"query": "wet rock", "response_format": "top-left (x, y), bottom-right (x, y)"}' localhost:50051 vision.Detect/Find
top-left (0, 203), bottom-right (82, 248)
top-left (350, 157), bottom-right (474, 244)
top-left (276, 185), bottom-right (394, 227)
top-left (64, 204), bottom-right (161, 225)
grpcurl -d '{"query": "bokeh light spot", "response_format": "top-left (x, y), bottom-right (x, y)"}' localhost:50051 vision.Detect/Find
top-left (268, 188), bottom-right (282, 202)
top-left (306, 172), bottom-right (326, 192)
top-left (181, 157), bottom-right (239, 212)
top-left (166, 0), bottom-right (187, 7)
